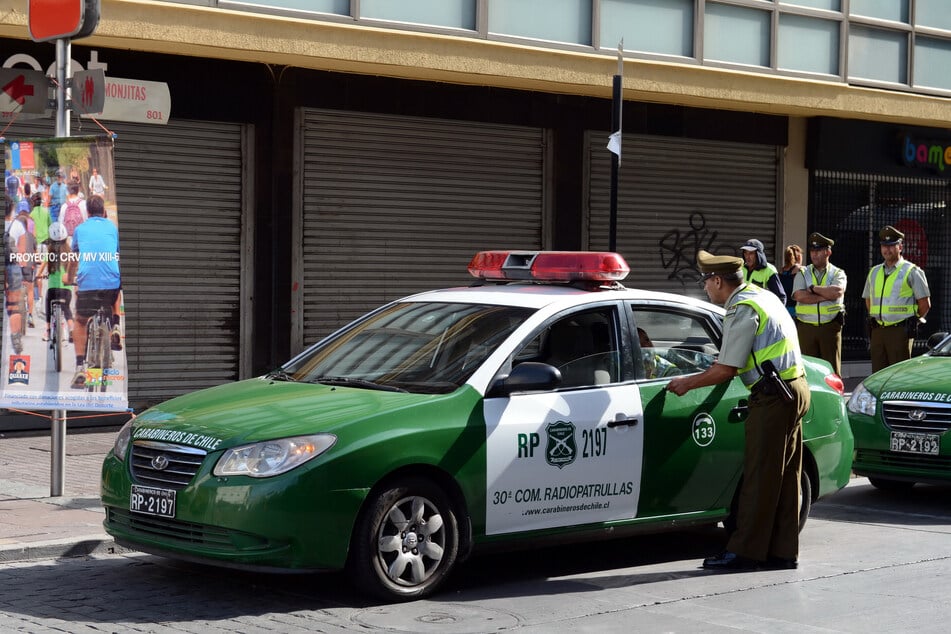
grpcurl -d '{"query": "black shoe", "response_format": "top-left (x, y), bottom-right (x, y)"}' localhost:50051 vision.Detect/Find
top-left (764, 556), bottom-right (798, 570)
top-left (702, 551), bottom-right (761, 571)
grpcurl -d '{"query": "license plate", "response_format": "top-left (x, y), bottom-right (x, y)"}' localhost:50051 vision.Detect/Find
top-left (130, 485), bottom-right (176, 518)
top-left (890, 431), bottom-right (940, 455)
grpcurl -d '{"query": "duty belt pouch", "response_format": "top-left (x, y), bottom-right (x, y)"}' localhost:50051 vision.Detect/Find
top-left (904, 316), bottom-right (919, 338)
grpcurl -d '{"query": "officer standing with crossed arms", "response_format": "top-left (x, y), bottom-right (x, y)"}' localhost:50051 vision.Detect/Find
top-left (668, 250), bottom-right (808, 572)
top-left (792, 232), bottom-right (847, 376)
top-left (863, 225), bottom-right (930, 373)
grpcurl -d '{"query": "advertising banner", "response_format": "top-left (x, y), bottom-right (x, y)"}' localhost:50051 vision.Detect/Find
top-left (2, 136), bottom-right (127, 411)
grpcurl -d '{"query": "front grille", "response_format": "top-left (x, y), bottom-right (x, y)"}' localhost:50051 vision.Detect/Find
top-left (855, 448), bottom-right (951, 473)
top-left (106, 507), bottom-right (268, 552)
top-left (131, 441), bottom-right (206, 490)
top-left (882, 400), bottom-right (951, 434)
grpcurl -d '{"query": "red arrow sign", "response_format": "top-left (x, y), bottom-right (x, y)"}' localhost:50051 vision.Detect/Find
top-left (3, 74), bottom-right (34, 105)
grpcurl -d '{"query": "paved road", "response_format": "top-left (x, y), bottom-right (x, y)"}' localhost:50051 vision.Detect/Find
top-left (2, 478), bottom-right (950, 633)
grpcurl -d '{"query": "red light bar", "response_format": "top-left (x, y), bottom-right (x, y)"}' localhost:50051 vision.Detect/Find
top-left (468, 251), bottom-right (630, 282)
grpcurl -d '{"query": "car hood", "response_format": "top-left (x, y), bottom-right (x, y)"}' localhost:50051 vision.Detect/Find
top-left (131, 377), bottom-right (445, 450)
top-left (863, 355), bottom-right (951, 401)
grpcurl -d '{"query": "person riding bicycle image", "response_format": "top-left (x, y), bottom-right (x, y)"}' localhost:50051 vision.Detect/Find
top-left (67, 195), bottom-right (121, 389)
top-left (4, 196), bottom-right (26, 353)
top-left (37, 222), bottom-right (75, 345)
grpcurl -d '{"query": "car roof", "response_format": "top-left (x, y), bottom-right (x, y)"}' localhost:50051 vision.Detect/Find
top-left (399, 282), bottom-right (725, 315)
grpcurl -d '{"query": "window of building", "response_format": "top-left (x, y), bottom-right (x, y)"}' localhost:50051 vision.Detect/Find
top-left (849, 0), bottom-right (908, 24)
top-left (601, 0), bottom-right (693, 57)
top-left (487, 0), bottom-right (592, 45)
top-left (915, 0), bottom-right (951, 31)
top-left (780, 0), bottom-right (841, 10)
top-left (223, 0), bottom-right (349, 15)
top-left (778, 13), bottom-right (839, 74)
top-left (704, 3), bottom-right (770, 67)
top-left (914, 37), bottom-right (951, 91)
top-left (848, 25), bottom-right (907, 84)
top-left (360, 0), bottom-right (476, 30)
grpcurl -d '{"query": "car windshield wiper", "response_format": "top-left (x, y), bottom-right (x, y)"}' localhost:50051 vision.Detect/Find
top-left (265, 369), bottom-right (297, 382)
top-left (309, 375), bottom-right (408, 393)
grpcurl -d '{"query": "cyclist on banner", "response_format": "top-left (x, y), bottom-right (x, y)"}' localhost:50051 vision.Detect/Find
top-left (4, 196), bottom-right (26, 353)
top-left (68, 195), bottom-right (121, 389)
top-left (38, 222), bottom-right (75, 345)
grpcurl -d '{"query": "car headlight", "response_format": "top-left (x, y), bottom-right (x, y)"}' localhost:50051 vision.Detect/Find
top-left (213, 434), bottom-right (336, 478)
top-left (847, 382), bottom-right (877, 417)
top-left (113, 420), bottom-right (133, 462)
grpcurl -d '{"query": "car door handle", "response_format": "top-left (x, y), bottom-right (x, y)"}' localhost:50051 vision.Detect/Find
top-left (607, 418), bottom-right (639, 428)
top-left (729, 401), bottom-right (749, 422)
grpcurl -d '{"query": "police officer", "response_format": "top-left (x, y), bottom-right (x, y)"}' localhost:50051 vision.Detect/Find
top-left (740, 238), bottom-right (787, 305)
top-left (792, 232), bottom-right (847, 376)
top-left (668, 250), bottom-right (809, 571)
top-left (863, 225), bottom-right (931, 373)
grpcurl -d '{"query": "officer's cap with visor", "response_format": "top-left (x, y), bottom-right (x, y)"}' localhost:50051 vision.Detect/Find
top-left (879, 225), bottom-right (904, 245)
top-left (697, 250), bottom-right (744, 284)
top-left (808, 232), bottom-right (834, 250)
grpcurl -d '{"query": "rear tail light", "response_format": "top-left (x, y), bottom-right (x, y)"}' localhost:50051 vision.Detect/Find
top-left (824, 373), bottom-right (845, 396)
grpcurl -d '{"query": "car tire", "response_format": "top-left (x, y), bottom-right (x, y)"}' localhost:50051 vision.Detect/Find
top-left (347, 477), bottom-right (459, 602)
top-left (868, 477), bottom-right (916, 492)
top-left (798, 468), bottom-right (813, 533)
top-left (723, 469), bottom-right (813, 536)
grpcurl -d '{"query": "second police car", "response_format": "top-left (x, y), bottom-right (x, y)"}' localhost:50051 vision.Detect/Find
top-left (847, 332), bottom-right (951, 490)
top-left (101, 251), bottom-right (853, 600)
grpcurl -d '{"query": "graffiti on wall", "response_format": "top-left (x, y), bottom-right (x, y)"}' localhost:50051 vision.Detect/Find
top-left (659, 212), bottom-right (734, 287)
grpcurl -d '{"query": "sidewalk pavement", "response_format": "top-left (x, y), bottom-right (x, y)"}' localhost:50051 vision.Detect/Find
top-left (0, 428), bottom-right (126, 563)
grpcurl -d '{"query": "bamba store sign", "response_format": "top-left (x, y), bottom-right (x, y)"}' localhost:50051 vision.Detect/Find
top-left (902, 135), bottom-right (951, 173)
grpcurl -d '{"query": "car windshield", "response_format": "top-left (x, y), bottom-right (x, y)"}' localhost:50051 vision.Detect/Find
top-left (282, 302), bottom-right (534, 394)
top-left (930, 334), bottom-right (951, 357)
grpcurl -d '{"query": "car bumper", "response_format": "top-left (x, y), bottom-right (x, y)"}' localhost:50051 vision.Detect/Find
top-left (101, 452), bottom-right (368, 570)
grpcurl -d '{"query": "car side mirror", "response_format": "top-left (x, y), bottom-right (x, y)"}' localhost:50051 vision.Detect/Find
top-left (487, 362), bottom-right (562, 397)
top-left (927, 332), bottom-right (949, 350)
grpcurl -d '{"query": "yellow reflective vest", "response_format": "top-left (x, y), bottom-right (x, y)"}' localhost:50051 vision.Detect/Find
top-left (867, 260), bottom-right (917, 326)
top-left (731, 285), bottom-right (804, 388)
top-left (795, 264), bottom-right (845, 325)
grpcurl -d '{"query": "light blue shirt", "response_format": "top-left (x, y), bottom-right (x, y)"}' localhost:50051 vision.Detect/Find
top-left (73, 216), bottom-right (120, 291)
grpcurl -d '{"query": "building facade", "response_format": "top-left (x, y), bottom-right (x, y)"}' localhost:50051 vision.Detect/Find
top-left (1, 0), bottom-right (950, 415)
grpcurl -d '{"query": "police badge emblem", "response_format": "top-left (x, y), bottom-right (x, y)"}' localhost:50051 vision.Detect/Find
top-left (545, 420), bottom-right (577, 469)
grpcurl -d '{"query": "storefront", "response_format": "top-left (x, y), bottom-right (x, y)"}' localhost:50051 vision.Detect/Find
top-left (807, 118), bottom-right (951, 361)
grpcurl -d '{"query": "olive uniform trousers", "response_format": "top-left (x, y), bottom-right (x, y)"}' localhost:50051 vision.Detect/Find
top-left (727, 375), bottom-right (810, 563)
top-left (796, 317), bottom-right (843, 376)
top-left (869, 324), bottom-right (913, 373)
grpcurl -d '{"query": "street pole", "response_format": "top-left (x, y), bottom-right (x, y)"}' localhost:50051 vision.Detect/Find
top-left (50, 37), bottom-right (71, 497)
top-left (608, 42), bottom-right (623, 253)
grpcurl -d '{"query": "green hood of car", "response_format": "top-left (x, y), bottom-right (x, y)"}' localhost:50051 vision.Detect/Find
top-left (131, 377), bottom-right (455, 450)
top-left (863, 355), bottom-right (951, 402)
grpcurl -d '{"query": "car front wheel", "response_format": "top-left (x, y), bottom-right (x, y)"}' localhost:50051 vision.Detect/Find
top-left (347, 477), bottom-right (459, 601)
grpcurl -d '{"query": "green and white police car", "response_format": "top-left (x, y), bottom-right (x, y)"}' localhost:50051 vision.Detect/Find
top-left (101, 251), bottom-right (853, 601)
top-left (847, 332), bottom-right (951, 490)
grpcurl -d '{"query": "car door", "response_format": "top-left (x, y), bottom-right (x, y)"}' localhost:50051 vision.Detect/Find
top-left (629, 302), bottom-right (747, 518)
top-left (482, 303), bottom-right (644, 535)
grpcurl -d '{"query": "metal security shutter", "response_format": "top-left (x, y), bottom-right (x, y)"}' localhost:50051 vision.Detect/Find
top-left (297, 109), bottom-right (546, 347)
top-left (3, 118), bottom-right (247, 410)
top-left (586, 132), bottom-right (779, 298)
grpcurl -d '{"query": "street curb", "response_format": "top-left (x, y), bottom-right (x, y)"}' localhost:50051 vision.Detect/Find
top-left (0, 535), bottom-right (134, 563)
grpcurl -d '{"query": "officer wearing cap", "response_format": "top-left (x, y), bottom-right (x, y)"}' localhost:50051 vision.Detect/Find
top-left (791, 232), bottom-right (847, 376)
top-left (668, 250), bottom-right (808, 572)
top-left (740, 239), bottom-right (787, 305)
top-left (862, 225), bottom-right (930, 372)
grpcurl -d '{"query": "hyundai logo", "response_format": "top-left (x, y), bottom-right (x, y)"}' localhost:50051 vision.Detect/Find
top-left (908, 409), bottom-right (927, 422)
top-left (151, 455), bottom-right (170, 471)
